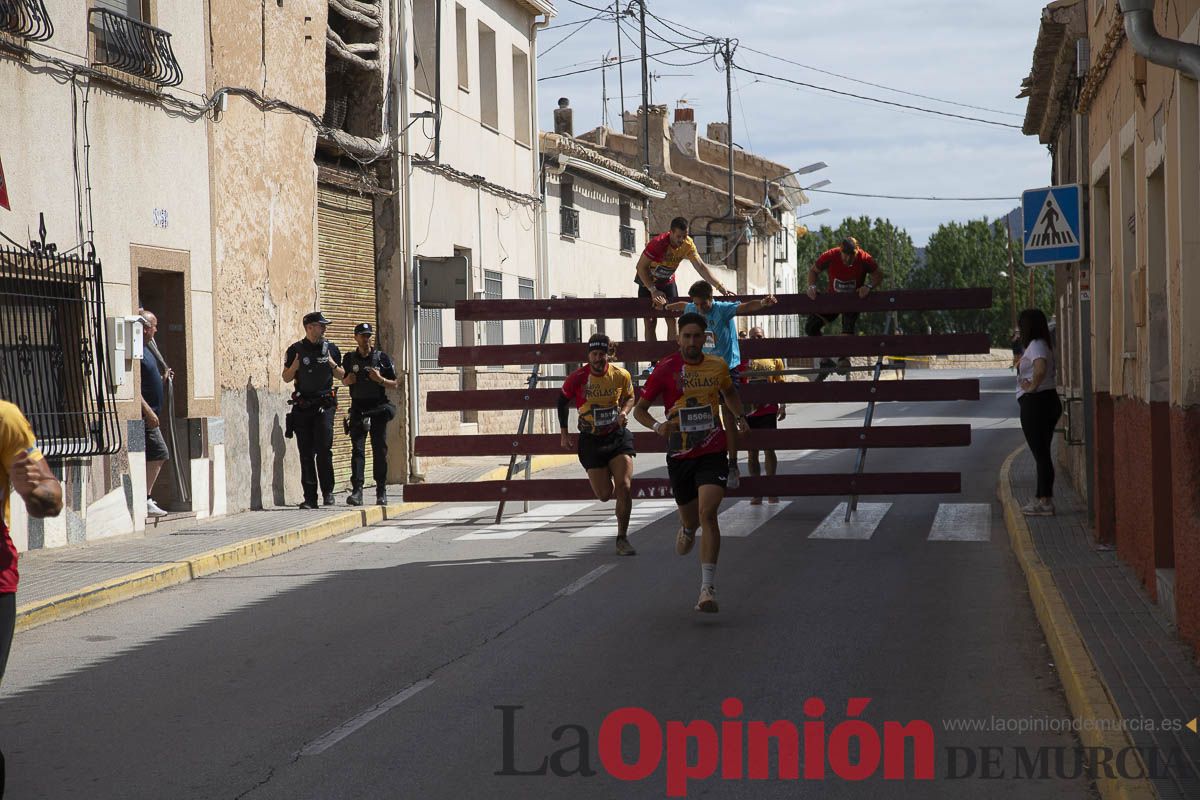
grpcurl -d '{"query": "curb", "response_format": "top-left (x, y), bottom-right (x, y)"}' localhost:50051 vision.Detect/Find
top-left (15, 454), bottom-right (577, 634)
top-left (998, 447), bottom-right (1158, 800)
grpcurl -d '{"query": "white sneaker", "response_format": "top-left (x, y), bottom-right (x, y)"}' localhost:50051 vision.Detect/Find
top-left (146, 497), bottom-right (168, 518)
top-left (1021, 499), bottom-right (1052, 517)
top-left (727, 463), bottom-right (740, 490)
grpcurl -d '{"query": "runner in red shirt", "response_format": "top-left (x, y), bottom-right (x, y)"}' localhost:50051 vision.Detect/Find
top-left (805, 236), bottom-right (885, 381)
top-left (636, 216), bottom-right (734, 342)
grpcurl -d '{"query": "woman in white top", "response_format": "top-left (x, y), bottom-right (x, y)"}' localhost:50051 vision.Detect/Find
top-left (1015, 308), bottom-right (1062, 516)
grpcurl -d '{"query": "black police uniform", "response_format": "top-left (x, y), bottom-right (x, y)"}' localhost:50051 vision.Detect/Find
top-left (285, 335), bottom-right (341, 506)
top-left (342, 345), bottom-right (397, 501)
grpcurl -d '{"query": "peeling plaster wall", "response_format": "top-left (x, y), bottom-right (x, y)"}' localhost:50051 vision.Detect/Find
top-left (208, 0), bottom-right (326, 511)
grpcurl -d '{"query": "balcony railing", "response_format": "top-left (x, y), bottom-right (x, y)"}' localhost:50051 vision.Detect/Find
top-left (0, 0), bottom-right (53, 41)
top-left (560, 205), bottom-right (580, 239)
top-left (89, 7), bottom-right (182, 87)
top-left (619, 224), bottom-right (636, 253)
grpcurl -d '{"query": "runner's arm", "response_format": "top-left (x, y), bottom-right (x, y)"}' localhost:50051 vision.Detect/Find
top-left (557, 392), bottom-right (571, 430)
top-left (734, 295), bottom-right (778, 314)
top-left (689, 254), bottom-right (734, 296)
top-left (662, 300), bottom-right (688, 315)
top-left (635, 254), bottom-right (658, 292)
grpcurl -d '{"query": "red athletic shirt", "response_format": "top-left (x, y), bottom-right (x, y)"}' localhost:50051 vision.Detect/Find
top-left (0, 401), bottom-right (38, 594)
top-left (641, 352), bottom-right (733, 459)
top-left (814, 248), bottom-right (878, 293)
top-left (640, 232), bottom-right (699, 286)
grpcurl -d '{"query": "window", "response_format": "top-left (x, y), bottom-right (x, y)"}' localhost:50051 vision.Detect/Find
top-left (512, 47), bottom-right (531, 145)
top-left (1119, 146), bottom-right (1137, 356)
top-left (619, 199), bottom-right (635, 253)
top-left (484, 269), bottom-right (503, 347)
top-left (419, 307), bottom-right (443, 371)
top-left (562, 313), bottom-right (582, 376)
top-left (455, 4), bottom-right (469, 90)
top-left (622, 317), bottom-right (639, 375)
top-left (1091, 172), bottom-right (1111, 391)
top-left (519, 277), bottom-right (535, 370)
top-left (594, 294), bottom-right (606, 339)
top-left (478, 22), bottom-right (498, 129)
top-left (413, 0), bottom-right (436, 97)
top-left (89, 0), bottom-right (182, 87)
top-left (1, 0), bottom-right (54, 41)
top-left (559, 177), bottom-right (579, 238)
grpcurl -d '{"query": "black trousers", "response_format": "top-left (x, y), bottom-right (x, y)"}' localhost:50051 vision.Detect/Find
top-left (349, 411), bottom-right (389, 492)
top-left (806, 311), bottom-right (860, 338)
top-left (294, 406), bottom-right (335, 503)
top-left (1, 592), bottom-right (13, 798)
top-left (1019, 390), bottom-right (1062, 498)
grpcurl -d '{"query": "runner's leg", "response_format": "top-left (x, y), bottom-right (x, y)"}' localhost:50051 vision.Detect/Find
top-left (585, 467), bottom-right (615, 502)
top-left (746, 446), bottom-right (762, 504)
top-left (608, 454), bottom-right (634, 538)
top-left (765, 449), bottom-right (779, 503)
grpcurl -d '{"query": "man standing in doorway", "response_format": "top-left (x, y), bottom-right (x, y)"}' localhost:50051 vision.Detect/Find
top-left (805, 236), bottom-right (884, 381)
top-left (740, 326), bottom-right (787, 505)
top-left (139, 310), bottom-right (173, 518)
top-left (283, 311), bottom-right (344, 509)
top-left (341, 323), bottom-right (397, 507)
top-left (635, 216), bottom-right (735, 342)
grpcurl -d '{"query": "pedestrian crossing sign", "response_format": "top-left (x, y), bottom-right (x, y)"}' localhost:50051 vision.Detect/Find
top-left (1022, 184), bottom-right (1083, 265)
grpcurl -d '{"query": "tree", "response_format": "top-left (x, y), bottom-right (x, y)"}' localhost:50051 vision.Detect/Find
top-left (795, 215), bottom-right (917, 335)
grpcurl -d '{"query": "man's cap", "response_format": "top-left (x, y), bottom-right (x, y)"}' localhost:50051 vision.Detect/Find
top-left (354, 322), bottom-right (374, 335)
top-left (303, 311), bottom-right (330, 325)
top-left (840, 236), bottom-right (859, 255)
top-left (587, 333), bottom-right (611, 352)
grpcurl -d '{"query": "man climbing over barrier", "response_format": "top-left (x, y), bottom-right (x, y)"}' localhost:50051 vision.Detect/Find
top-left (634, 313), bottom-right (751, 613)
top-left (559, 334), bottom-right (638, 556)
top-left (635, 216), bottom-right (735, 342)
top-left (659, 280), bottom-right (777, 490)
top-left (805, 236), bottom-right (884, 381)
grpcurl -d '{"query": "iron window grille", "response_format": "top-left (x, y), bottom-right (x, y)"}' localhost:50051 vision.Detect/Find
top-left (518, 277), bottom-right (535, 371)
top-left (619, 224), bottom-right (636, 254)
top-left (418, 307), bottom-right (443, 371)
top-left (88, 6), bottom-right (182, 87)
top-left (560, 205), bottom-right (580, 239)
top-left (0, 227), bottom-right (122, 458)
top-left (0, 0), bottom-right (53, 41)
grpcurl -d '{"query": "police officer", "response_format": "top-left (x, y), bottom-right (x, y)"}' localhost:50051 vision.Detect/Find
top-left (282, 311), bottom-right (344, 509)
top-left (341, 322), bottom-right (398, 506)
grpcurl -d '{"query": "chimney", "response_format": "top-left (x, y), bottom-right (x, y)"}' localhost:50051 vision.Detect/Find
top-left (674, 107), bottom-right (694, 122)
top-left (707, 122), bottom-right (730, 145)
top-left (553, 97), bottom-right (573, 137)
top-left (671, 107), bottom-right (698, 159)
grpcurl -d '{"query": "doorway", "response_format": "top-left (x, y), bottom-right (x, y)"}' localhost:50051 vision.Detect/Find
top-left (137, 269), bottom-right (191, 511)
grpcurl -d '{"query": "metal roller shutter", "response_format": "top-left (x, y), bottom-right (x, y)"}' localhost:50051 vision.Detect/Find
top-left (317, 185), bottom-right (377, 489)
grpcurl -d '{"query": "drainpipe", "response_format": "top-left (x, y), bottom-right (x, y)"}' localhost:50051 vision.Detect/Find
top-left (395, 0), bottom-right (421, 481)
top-left (1121, 0), bottom-right (1200, 81)
top-left (529, 14), bottom-right (551, 301)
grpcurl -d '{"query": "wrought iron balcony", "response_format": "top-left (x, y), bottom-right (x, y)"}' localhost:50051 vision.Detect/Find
top-left (560, 205), bottom-right (580, 239)
top-left (88, 7), bottom-right (182, 87)
top-left (0, 0), bottom-right (53, 41)
top-left (619, 224), bottom-right (636, 254)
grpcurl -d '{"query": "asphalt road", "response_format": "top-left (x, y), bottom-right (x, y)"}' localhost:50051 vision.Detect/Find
top-left (1, 370), bottom-right (1098, 799)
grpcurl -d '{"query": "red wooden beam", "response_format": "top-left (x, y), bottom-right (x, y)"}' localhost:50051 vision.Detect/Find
top-left (436, 333), bottom-right (990, 367)
top-left (415, 424), bottom-right (971, 456)
top-left (403, 472), bottom-right (962, 502)
top-left (453, 288), bottom-right (993, 321)
top-left (425, 379), bottom-right (979, 411)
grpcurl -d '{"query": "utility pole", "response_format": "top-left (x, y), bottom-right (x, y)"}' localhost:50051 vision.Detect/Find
top-left (601, 52), bottom-right (609, 128)
top-left (723, 38), bottom-right (735, 220)
top-left (614, 1), bottom-right (626, 123)
top-left (1005, 215), bottom-right (1017, 334)
top-left (637, 0), bottom-right (650, 173)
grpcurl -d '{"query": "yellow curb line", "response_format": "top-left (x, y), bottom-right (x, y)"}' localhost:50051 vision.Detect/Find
top-left (15, 455), bottom-right (577, 634)
top-left (998, 447), bottom-right (1158, 800)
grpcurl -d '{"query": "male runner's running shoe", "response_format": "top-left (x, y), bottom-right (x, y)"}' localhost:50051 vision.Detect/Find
top-left (695, 586), bottom-right (718, 613)
top-left (615, 536), bottom-right (637, 556)
top-left (675, 526), bottom-right (696, 556)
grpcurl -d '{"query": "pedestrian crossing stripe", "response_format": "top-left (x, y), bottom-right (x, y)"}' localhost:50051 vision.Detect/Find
top-left (1026, 192), bottom-right (1078, 249)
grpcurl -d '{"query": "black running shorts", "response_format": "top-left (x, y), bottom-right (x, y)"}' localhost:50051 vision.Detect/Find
top-left (636, 280), bottom-right (680, 302)
top-left (667, 451), bottom-right (729, 506)
top-left (578, 428), bottom-right (636, 470)
top-left (746, 413), bottom-right (777, 430)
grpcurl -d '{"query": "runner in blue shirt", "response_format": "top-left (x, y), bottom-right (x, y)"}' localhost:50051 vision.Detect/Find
top-left (662, 280), bottom-right (778, 488)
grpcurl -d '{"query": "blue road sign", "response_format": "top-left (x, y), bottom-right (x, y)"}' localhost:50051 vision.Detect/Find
top-left (1022, 184), bottom-right (1083, 265)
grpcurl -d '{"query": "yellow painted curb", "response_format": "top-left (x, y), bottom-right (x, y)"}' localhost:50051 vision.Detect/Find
top-left (15, 454), bottom-right (578, 633)
top-left (998, 447), bottom-right (1158, 800)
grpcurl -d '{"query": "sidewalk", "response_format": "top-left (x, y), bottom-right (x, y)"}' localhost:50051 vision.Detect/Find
top-left (14, 454), bottom-right (574, 633)
top-left (1001, 448), bottom-right (1200, 800)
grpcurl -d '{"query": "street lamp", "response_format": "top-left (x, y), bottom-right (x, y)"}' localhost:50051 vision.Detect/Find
top-left (802, 179), bottom-right (832, 191)
top-left (798, 208), bottom-right (831, 219)
top-left (771, 162), bottom-right (828, 182)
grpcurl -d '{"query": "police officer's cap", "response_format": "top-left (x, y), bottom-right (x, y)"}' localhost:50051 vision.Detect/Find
top-left (587, 334), bottom-right (611, 352)
top-left (303, 311), bottom-right (331, 326)
top-left (354, 322), bottom-right (374, 336)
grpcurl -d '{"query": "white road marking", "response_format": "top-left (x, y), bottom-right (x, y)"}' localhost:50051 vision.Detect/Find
top-left (555, 564), bottom-right (617, 597)
top-left (341, 504), bottom-right (496, 543)
top-left (454, 502), bottom-right (596, 540)
top-left (569, 500), bottom-right (677, 538)
top-left (299, 679), bottom-right (434, 756)
top-left (809, 503), bottom-right (892, 540)
top-left (927, 503), bottom-right (992, 541)
top-left (717, 500), bottom-right (793, 537)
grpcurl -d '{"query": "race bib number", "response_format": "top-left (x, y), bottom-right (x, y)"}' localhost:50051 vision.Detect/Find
top-left (652, 264), bottom-right (675, 280)
top-left (678, 405), bottom-right (715, 433)
top-left (833, 278), bottom-right (858, 293)
top-left (703, 330), bottom-right (717, 354)
top-left (591, 406), bottom-right (618, 428)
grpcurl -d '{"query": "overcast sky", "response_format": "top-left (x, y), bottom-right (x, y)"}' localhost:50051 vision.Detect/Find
top-left (535, 0), bottom-right (1052, 246)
